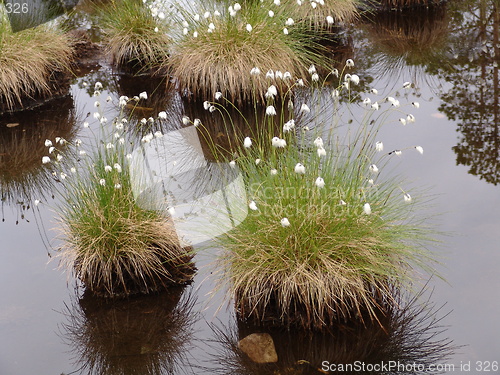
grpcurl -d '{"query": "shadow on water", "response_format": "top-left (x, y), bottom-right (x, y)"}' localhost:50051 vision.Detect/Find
top-left (59, 286), bottom-right (198, 375)
top-left (0, 95), bottom-right (78, 222)
top-left (206, 291), bottom-right (457, 375)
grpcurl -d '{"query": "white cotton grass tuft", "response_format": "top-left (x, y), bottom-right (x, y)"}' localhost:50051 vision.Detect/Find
top-left (244, 137), bottom-right (252, 148)
top-left (249, 201), bottom-right (258, 211)
top-left (266, 105), bottom-right (277, 116)
top-left (280, 217), bottom-right (290, 227)
top-left (415, 146), bottom-right (424, 154)
top-left (369, 164), bottom-right (379, 174)
top-left (294, 163), bottom-right (305, 174)
top-left (313, 137), bottom-right (324, 148)
top-left (315, 177), bottom-right (325, 188)
top-left (363, 203), bottom-right (372, 215)
top-left (283, 119), bottom-right (295, 132)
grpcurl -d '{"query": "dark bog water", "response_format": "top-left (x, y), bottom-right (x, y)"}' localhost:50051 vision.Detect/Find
top-left (1, 0), bottom-right (500, 374)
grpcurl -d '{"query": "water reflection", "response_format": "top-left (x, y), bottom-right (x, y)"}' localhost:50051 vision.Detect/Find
top-left (430, 0), bottom-right (500, 184)
top-left (359, 3), bottom-right (450, 77)
top-left (209, 292), bottom-right (455, 375)
top-left (61, 286), bottom-right (197, 375)
top-left (117, 75), bottom-right (182, 130)
top-left (0, 96), bottom-right (77, 221)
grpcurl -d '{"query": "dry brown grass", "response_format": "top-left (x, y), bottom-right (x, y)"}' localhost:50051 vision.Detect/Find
top-left (0, 21), bottom-right (73, 111)
top-left (59, 211), bottom-right (195, 298)
top-left (98, 0), bottom-right (171, 72)
top-left (168, 1), bottom-right (331, 103)
top-left (169, 24), bottom-right (310, 103)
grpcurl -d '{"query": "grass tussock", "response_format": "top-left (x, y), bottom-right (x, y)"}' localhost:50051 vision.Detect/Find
top-left (97, 0), bottom-right (172, 72)
top-left (284, 0), bottom-right (359, 25)
top-left (209, 71), bottom-right (438, 329)
top-left (0, 17), bottom-right (73, 111)
top-left (169, 0), bottom-right (330, 103)
top-left (54, 96), bottom-right (195, 298)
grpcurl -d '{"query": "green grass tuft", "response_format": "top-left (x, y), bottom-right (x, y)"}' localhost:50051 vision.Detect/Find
top-left (53, 97), bottom-right (195, 298)
top-left (209, 73), bottom-right (439, 329)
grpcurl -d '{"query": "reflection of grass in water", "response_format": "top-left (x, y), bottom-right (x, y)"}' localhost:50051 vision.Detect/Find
top-left (207, 290), bottom-right (455, 375)
top-left (0, 97), bottom-right (77, 220)
top-left (0, 13), bottom-right (73, 111)
top-left (61, 286), bottom-right (197, 375)
top-left (210, 70), bottom-right (438, 329)
top-left (361, 5), bottom-right (449, 68)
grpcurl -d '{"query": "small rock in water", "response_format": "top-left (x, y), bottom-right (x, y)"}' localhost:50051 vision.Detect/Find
top-left (238, 333), bottom-right (278, 363)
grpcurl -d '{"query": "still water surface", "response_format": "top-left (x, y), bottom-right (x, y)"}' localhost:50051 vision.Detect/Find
top-left (1, 1), bottom-right (499, 374)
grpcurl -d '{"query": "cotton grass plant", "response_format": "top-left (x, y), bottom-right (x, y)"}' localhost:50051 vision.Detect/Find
top-left (0, 11), bottom-right (73, 111)
top-left (168, 0), bottom-right (331, 103)
top-left (97, 0), bottom-right (172, 72)
top-left (45, 88), bottom-right (195, 298)
top-left (209, 64), bottom-right (437, 329)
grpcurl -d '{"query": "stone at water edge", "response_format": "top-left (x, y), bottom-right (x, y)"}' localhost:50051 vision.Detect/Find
top-left (238, 333), bottom-right (278, 363)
